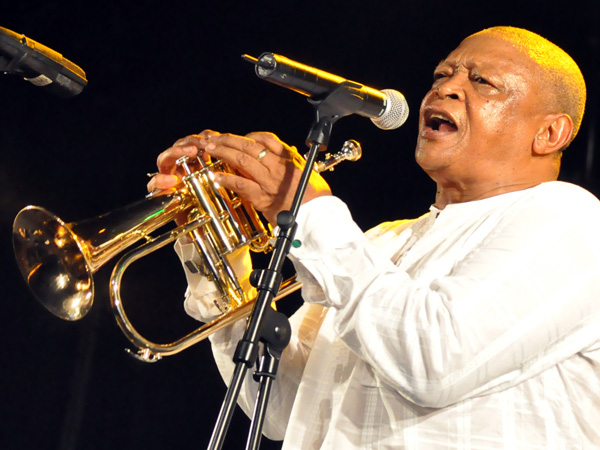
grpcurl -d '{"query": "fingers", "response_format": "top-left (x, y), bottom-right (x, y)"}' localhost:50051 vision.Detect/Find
top-left (172, 130), bottom-right (219, 153)
top-left (214, 172), bottom-right (272, 211)
top-left (147, 131), bottom-right (214, 193)
top-left (207, 132), bottom-right (290, 159)
top-left (194, 132), bottom-right (300, 223)
top-left (147, 173), bottom-right (179, 193)
top-left (156, 130), bottom-right (220, 174)
top-left (247, 132), bottom-right (307, 167)
top-left (156, 145), bottom-right (198, 175)
top-left (203, 133), bottom-right (277, 182)
top-left (245, 132), bottom-right (289, 157)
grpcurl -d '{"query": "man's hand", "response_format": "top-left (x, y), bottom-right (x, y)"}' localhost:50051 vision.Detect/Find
top-left (149, 130), bottom-right (332, 225)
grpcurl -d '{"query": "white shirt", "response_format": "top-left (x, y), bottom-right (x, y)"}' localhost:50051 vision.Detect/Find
top-left (180, 181), bottom-right (600, 449)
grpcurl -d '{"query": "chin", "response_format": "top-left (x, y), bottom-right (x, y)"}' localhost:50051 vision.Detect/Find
top-left (416, 145), bottom-right (446, 171)
top-left (416, 137), bottom-right (464, 171)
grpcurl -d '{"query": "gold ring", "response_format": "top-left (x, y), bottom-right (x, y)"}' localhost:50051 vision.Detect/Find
top-left (256, 148), bottom-right (269, 162)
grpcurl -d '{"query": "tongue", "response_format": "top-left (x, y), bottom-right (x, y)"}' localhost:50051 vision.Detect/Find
top-left (439, 122), bottom-right (457, 132)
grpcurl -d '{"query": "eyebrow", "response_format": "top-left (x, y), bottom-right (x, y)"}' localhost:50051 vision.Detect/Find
top-left (434, 59), bottom-right (447, 69)
top-left (434, 58), bottom-right (495, 73)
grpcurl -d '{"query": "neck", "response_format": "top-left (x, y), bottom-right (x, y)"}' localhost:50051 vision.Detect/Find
top-left (433, 180), bottom-right (548, 209)
top-left (429, 155), bottom-right (561, 209)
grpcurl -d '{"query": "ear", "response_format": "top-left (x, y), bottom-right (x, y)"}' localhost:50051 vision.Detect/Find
top-left (533, 114), bottom-right (574, 155)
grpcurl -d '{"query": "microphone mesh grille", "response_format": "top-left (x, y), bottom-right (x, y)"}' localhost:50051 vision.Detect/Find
top-left (371, 89), bottom-right (409, 130)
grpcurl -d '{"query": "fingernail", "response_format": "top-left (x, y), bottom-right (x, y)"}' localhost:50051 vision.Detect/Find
top-left (183, 146), bottom-right (196, 154)
top-left (206, 143), bottom-right (216, 151)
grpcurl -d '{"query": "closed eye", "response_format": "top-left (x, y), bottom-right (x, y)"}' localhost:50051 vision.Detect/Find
top-left (472, 75), bottom-right (491, 86)
top-left (433, 72), bottom-right (449, 81)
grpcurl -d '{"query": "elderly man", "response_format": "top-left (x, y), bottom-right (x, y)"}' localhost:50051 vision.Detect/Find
top-left (149, 27), bottom-right (600, 448)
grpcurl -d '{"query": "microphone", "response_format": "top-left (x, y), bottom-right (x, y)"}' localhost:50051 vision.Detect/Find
top-left (242, 52), bottom-right (408, 130)
top-left (0, 26), bottom-right (87, 98)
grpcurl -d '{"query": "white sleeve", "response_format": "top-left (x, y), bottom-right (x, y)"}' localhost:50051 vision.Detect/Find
top-left (174, 236), bottom-right (328, 440)
top-left (174, 239), bottom-right (255, 322)
top-left (208, 302), bottom-right (327, 440)
top-left (289, 193), bottom-right (600, 408)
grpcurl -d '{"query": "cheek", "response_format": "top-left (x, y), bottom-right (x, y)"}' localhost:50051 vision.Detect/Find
top-left (474, 100), bottom-right (520, 139)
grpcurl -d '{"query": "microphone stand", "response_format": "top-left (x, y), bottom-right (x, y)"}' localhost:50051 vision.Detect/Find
top-left (208, 85), bottom-right (372, 450)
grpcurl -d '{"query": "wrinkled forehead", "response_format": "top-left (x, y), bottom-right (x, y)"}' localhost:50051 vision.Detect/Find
top-left (441, 33), bottom-right (540, 73)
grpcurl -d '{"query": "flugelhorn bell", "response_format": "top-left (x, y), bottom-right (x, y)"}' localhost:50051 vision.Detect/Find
top-left (13, 192), bottom-right (190, 320)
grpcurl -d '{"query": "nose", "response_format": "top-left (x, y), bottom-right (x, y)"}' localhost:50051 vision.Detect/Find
top-left (435, 73), bottom-right (466, 101)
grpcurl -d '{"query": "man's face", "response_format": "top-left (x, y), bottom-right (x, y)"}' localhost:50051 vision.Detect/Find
top-left (415, 33), bottom-right (547, 185)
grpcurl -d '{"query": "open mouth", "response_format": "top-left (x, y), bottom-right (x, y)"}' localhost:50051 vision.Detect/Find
top-left (424, 111), bottom-right (458, 133)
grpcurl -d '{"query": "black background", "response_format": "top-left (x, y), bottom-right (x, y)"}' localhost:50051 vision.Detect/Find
top-left (2, 1), bottom-right (599, 449)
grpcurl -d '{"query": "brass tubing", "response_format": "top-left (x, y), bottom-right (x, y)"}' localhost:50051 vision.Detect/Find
top-left (109, 224), bottom-right (300, 362)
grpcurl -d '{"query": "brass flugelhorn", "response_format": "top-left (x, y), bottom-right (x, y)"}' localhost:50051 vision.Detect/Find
top-left (12, 140), bottom-right (361, 362)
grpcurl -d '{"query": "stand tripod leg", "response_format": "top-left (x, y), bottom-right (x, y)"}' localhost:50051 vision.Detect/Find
top-left (246, 344), bottom-right (280, 450)
top-left (208, 363), bottom-right (250, 450)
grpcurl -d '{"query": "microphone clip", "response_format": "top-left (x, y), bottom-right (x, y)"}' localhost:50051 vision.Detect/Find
top-left (305, 83), bottom-right (369, 149)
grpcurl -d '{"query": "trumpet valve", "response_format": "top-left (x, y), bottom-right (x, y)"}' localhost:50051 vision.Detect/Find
top-left (176, 156), bottom-right (194, 175)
